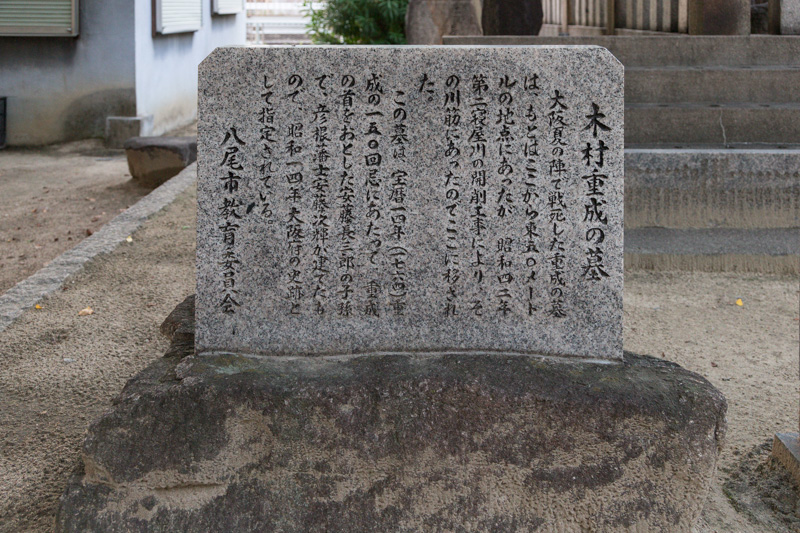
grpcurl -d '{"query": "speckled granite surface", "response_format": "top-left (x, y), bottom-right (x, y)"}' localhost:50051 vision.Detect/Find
top-left (197, 46), bottom-right (624, 360)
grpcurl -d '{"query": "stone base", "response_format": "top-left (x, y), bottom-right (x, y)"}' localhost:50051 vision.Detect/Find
top-left (105, 115), bottom-right (153, 149)
top-left (124, 136), bottom-right (198, 189)
top-left (772, 433), bottom-right (800, 485)
top-left (56, 297), bottom-right (727, 532)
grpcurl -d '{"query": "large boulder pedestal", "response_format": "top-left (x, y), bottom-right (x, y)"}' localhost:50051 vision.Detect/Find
top-left (56, 297), bottom-right (727, 532)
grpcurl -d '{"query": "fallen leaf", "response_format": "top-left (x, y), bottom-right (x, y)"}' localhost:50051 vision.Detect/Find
top-left (34, 304), bottom-right (42, 310)
top-left (126, 236), bottom-right (133, 243)
top-left (86, 197), bottom-right (96, 202)
top-left (91, 215), bottom-right (100, 222)
top-left (735, 298), bottom-right (743, 307)
top-left (711, 362), bottom-right (718, 367)
top-left (78, 306), bottom-right (94, 316)
top-left (85, 229), bottom-right (93, 236)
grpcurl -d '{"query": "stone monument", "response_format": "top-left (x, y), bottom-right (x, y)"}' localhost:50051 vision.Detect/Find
top-left (196, 46), bottom-right (623, 361)
top-left (57, 46), bottom-right (726, 532)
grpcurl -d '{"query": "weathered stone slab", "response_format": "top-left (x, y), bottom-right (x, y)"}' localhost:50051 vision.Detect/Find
top-left (197, 46), bottom-right (624, 360)
top-left (55, 296), bottom-right (726, 533)
top-left (124, 136), bottom-right (198, 189)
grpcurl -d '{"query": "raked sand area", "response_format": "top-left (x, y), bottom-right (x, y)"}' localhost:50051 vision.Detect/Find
top-left (0, 183), bottom-right (797, 532)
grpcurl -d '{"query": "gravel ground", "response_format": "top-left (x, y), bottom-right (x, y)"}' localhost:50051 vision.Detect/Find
top-left (0, 140), bottom-right (150, 294)
top-left (0, 180), bottom-right (797, 531)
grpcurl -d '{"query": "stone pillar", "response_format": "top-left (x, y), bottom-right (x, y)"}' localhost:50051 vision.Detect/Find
top-left (405, 0), bottom-right (483, 44)
top-left (688, 0), bottom-right (751, 34)
top-left (781, 0), bottom-right (800, 34)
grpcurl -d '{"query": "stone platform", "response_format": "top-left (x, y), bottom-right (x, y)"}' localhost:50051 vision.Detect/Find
top-left (56, 297), bottom-right (727, 532)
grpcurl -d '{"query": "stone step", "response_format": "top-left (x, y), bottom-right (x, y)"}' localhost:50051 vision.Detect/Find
top-left (624, 227), bottom-right (800, 274)
top-left (625, 103), bottom-right (800, 145)
top-left (624, 147), bottom-right (800, 229)
top-left (626, 66), bottom-right (800, 104)
top-left (443, 35), bottom-right (800, 67)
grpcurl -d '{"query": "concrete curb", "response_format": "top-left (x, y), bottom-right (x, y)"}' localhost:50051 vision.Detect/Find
top-left (0, 163), bottom-right (197, 334)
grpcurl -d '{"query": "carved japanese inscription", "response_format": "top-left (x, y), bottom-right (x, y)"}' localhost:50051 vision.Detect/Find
top-left (197, 46), bottom-right (624, 360)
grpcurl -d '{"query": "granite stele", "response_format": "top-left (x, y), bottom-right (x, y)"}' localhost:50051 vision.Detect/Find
top-left (196, 45), bottom-right (624, 360)
top-left (56, 47), bottom-right (727, 533)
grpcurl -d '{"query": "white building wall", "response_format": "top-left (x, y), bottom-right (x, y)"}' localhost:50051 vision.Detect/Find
top-left (134, 0), bottom-right (247, 136)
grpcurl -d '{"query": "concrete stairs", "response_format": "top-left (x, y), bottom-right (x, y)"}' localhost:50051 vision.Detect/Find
top-left (624, 148), bottom-right (799, 274)
top-left (444, 35), bottom-right (800, 274)
top-left (626, 103), bottom-right (800, 146)
top-left (526, 36), bottom-right (800, 146)
top-left (618, 37), bottom-right (800, 274)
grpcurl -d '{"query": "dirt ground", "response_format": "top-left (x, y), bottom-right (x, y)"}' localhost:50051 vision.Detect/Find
top-left (0, 186), bottom-right (197, 532)
top-left (0, 120), bottom-right (197, 296)
top-left (0, 140), bottom-right (151, 294)
top-left (0, 132), bottom-right (797, 529)
top-left (625, 271), bottom-right (800, 532)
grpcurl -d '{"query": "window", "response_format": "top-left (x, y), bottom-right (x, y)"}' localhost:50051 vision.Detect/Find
top-left (155, 0), bottom-right (202, 34)
top-left (213, 0), bottom-right (244, 15)
top-left (0, 0), bottom-right (79, 37)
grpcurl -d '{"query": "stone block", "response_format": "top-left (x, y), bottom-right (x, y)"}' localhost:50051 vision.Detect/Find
top-left (105, 115), bottom-right (153, 149)
top-left (124, 136), bottom-right (198, 189)
top-left (782, 0), bottom-right (800, 34)
top-left (405, 0), bottom-right (483, 44)
top-left (625, 148), bottom-right (800, 230)
top-left (773, 433), bottom-right (800, 485)
top-left (197, 46), bottom-right (624, 361)
top-left (55, 296), bottom-right (727, 533)
top-left (688, 0), bottom-right (750, 34)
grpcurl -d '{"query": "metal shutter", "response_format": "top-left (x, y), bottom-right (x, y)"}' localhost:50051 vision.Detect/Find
top-left (0, 0), bottom-right (79, 37)
top-left (156, 0), bottom-right (202, 34)
top-left (213, 0), bottom-right (244, 15)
